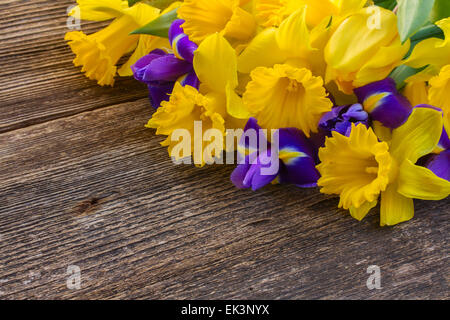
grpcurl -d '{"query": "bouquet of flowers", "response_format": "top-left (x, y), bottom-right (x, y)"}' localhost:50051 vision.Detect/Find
top-left (65, 0), bottom-right (450, 226)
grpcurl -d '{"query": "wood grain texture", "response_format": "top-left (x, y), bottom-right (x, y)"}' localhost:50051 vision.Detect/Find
top-left (0, 0), bottom-right (148, 133)
top-left (0, 0), bottom-right (448, 300)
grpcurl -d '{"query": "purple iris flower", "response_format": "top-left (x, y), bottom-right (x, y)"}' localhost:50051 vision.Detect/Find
top-left (354, 78), bottom-right (412, 128)
top-left (231, 118), bottom-right (320, 190)
top-left (319, 103), bottom-right (369, 137)
top-left (425, 150), bottom-right (450, 181)
top-left (131, 19), bottom-right (199, 108)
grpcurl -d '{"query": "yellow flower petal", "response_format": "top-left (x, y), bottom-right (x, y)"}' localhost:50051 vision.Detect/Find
top-left (255, 0), bottom-right (339, 28)
top-left (436, 17), bottom-right (450, 48)
top-left (122, 3), bottom-right (161, 26)
top-left (317, 124), bottom-right (392, 210)
top-left (397, 160), bottom-right (450, 201)
top-left (69, 0), bottom-right (126, 21)
top-left (255, 0), bottom-right (304, 27)
top-left (333, 0), bottom-right (367, 15)
top-left (354, 39), bottom-right (409, 88)
top-left (178, 0), bottom-right (256, 44)
top-left (405, 18), bottom-right (450, 73)
top-left (237, 28), bottom-right (287, 74)
top-left (276, 7), bottom-right (315, 59)
top-left (380, 184), bottom-right (414, 226)
top-left (243, 64), bottom-right (332, 136)
top-left (390, 107), bottom-right (443, 163)
top-left (226, 83), bottom-right (252, 119)
top-left (405, 38), bottom-right (450, 72)
top-left (402, 80), bottom-right (429, 107)
top-left (428, 64), bottom-right (450, 135)
top-left (349, 200), bottom-right (377, 221)
top-left (194, 33), bottom-right (238, 94)
top-left (372, 120), bottom-right (392, 142)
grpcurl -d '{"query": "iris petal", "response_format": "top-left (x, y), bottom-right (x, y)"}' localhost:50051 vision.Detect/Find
top-left (142, 54), bottom-right (192, 82)
top-left (277, 128), bottom-right (319, 187)
top-left (426, 150), bottom-right (450, 181)
top-left (354, 78), bottom-right (412, 128)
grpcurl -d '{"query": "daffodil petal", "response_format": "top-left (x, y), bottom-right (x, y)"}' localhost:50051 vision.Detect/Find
top-left (390, 107), bottom-right (443, 163)
top-left (436, 17), bottom-right (450, 48)
top-left (226, 83), bottom-right (252, 119)
top-left (69, 0), bottom-right (126, 21)
top-left (397, 159), bottom-right (450, 200)
top-left (337, 0), bottom-right (367, 15)
top-left (380, 184), bottom-right (414, 226)
top-left (123, 3), bottom-right (161, 26)
top-left (237, 28), bottom-right (287, 74)
top-left (193, 33), bottom-right (238, 93)
top-left (349, 200), bottom-right (377, 221)
top-left (403, 80), bottom-right (429, 107)
top-left (276, 7), bottom-right (314, 58)
top-left (405, 38), bottom-right (450, 71)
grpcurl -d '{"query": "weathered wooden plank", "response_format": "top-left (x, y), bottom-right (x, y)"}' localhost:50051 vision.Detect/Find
top-left (0, 100), bottom-right (448, 299)
top-left (0, 0), bottom-right (148, 133)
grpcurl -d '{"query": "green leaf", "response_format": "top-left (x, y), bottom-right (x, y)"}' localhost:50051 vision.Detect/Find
top-left (404, 23), bottom-right (444, 58)
top-left (430, 0), bottom-right (450, 22)
top-left (397, 0), bottom-right (436, 43)
top-left (389, 65), bottom-right (427, 89)
top-left (130, 8), bottom-right (178, 37)
top-left (373, 0), bottom-right (397, 10)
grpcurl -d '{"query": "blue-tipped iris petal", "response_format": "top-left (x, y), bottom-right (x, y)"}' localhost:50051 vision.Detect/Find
top-left (354, 78), bottom-right (412, 128)
top-left (426, 150), bottom-right (450, 181)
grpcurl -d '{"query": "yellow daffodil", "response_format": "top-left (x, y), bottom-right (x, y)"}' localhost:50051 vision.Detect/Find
top-left (177, 0), bottom-right (256, 44)
top-left (317, 108), bottom-right (450, 226)
top-left (65, 1), bottom-right (177, 86)
top-left (243, 64), bottom-right (332, 136)
top-left (255, 0), bottom-right (366, 28)
top-left (147, 82), bottom-right (227, 164)
top-left (239, 7), bottom-right (333, 136)
top-left (325, 6), bottom-right (409, 94)
top-left (405, 18), bottom-right (450, 77)
top-left (147, 33), bottom-right (248, 165)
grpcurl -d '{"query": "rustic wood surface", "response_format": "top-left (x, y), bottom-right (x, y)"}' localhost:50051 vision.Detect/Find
top-left (0, 0), bottom-right (448, 300)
